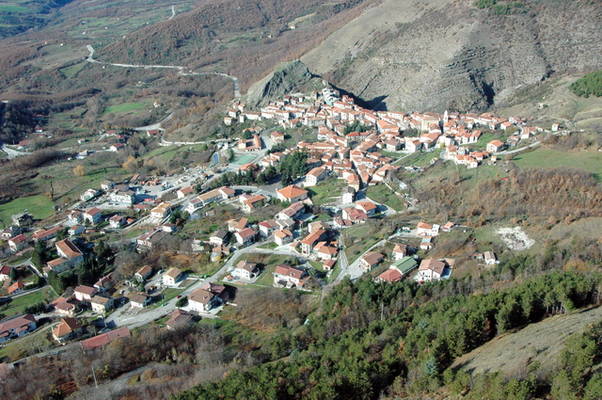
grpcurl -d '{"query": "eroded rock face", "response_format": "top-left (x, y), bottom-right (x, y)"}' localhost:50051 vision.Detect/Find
top-left (303, 0), bottom-right (602, 112)
top-left (246, 60), bottom-right (317, 107)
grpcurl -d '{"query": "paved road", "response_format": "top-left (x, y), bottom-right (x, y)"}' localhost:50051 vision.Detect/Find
top-left (1, 144), bottom-right (31, 159)
top-left (495, 141), bottom-right (541, 156)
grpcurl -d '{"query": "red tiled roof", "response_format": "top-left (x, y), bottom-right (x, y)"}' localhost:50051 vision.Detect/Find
top-left (56, 239), bottom-right (82, 259)
top-left (7, 281), bottom-right (24, 294)
top-left (378, 269), bottom-right (402, 283)
top-left (80, 327), bottom-right (130, 350)
top-left (277, 185), bottom-right (308, 200)
top-left (75, 285), bottom-right (96, 296)
top-left (274, 264), bottom-right (304, 279)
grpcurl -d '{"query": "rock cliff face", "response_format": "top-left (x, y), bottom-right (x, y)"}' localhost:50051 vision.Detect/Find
top-left (246, 61), bottom-right (320, 107)
top-left (301, 0), bottom-right (602, 112)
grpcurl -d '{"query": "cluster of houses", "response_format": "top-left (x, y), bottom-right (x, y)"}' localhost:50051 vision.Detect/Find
top-left (415, 220), bottom-right (455, 251)
top-left (51, 274), bottom-right (117, 318)
top-left (226, 88), bottom-right (545, 175)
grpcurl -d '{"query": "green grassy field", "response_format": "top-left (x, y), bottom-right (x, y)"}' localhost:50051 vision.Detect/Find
top-left (513, 148), bottom-right (602, 181)
top-left (142, 143), bottom-right (208, 163)
top-left (397, 151), bottom-right (440, 168)
top-left (366, 184), bottom-right (405, 211)
top-left (342, 223), bottom-right (387, 263)
top-left (60, 62), bottom-right (86, 78)
top-left (30, 162), bottom-right (128, 204)
top-left (0, 287), bottom-right (55, 318)
top-left (0, 195), bottom-right (54, 227)
top-left (308, 178), bottom-right (345, 206)
top-left (104, 102), bottom-right (147, 115)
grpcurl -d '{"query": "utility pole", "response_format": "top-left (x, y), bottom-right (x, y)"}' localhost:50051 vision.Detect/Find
top-left (91, 366), bottom-right (98, 388)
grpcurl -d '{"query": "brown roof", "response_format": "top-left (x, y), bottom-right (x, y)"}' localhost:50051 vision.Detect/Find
top-left (0, 265), bottom-right (11, 276)
top-left (85, 207), bottom-right (102, 216)
top-left (417, 222), bottom-right (432, 230)
top-left (362, 252), bottom-right (384, 267)
top-left (165, 267), bottom-right (183, 279)
top-left (279, 202), bottom-right (304, 218)
top-left (189, 288), bottom-right (214, 305)
top-left (47, 258), bottom-right (68, 269)
top-left (236, 227), bottom-right (257, 240)
top-left (393, 244), bottom-right (407, 254)
top-left (300, 229), bottom-right (326, 247)
top-left (357, 201), bottom-right (377, 211)
top-left (136, 265), bottom-right (153, 277)
top-left (54, 300), bottom-right (76, 312)
top-left (32, 225), bottom-right (62, 240)
top-left (236, 261), bottom-right (258, 272)
top-left (419, 259), bottom-right (446, 275)
top-left (166, 310), bottom-right (193, 329)
top-left (91, 295), bottom-right (111, 305)
top-left (274, 229), bottom-right (293, 239)
top-left (128, 292), bottom-right (148, 305)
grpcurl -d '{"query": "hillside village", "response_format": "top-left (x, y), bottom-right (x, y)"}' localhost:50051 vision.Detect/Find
top-left (0, 85), bottom-right (561, 364)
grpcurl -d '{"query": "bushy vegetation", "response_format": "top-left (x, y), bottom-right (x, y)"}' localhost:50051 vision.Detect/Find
top-left (279, 151), bottom-right (309, 185)
top-left (417, 168), bottom-right (602, 222)
top-left (46, 241), bottom-right (114, 293)
top-left (474, 0), bottom-right (526, 15)
top-left (570, 70), bottom-right (602, 98)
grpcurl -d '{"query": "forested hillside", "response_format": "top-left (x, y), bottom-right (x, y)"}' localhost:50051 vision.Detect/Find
top-left (174, 272), bottom-right (602, 399)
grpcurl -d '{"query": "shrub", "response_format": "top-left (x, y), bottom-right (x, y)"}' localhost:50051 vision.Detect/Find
top-left (570, 70), bottom-right (602, 98)
top-left (176, 296), bottom-right (188, 307)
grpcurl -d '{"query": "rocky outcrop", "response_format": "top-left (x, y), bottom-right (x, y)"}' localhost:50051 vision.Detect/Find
top-left (302, 0), bottom-right (602, 112)
top-left (246, 60), bottom-right (319, 106)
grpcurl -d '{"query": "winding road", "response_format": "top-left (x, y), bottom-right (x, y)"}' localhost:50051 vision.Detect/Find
top-left (85, 45), bottom-right (241, 99)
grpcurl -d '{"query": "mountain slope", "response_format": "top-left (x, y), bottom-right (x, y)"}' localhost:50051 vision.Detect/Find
top-left (452, 305), bottom-right (602, 379)
top-left (0, 0), bottom-right (74, 38)
top-left (97, 0), bottom-right (372, 89)
top-left (301, 0), bottom-right (602, 112)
